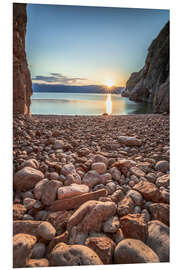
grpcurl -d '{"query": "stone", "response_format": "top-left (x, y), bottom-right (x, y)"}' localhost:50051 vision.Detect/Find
top-left (155, 160), bottom-right (169, 172)
top-left (133, 180), bottom-right (161, 202)
top-left (57, 184), bottom-right (89, 200)
top-left (118, 136), bottom-right (142, 146)
top-left (67, 200), bottom-right (117, 233)
top-left (13, 233), bottom-right (37, 268)
top-left (23, 198), bottom-right (36, 209)
top-left (146, 172), bottom-right (156, 183)
top-left (156, 174), bottom-right (170, 188)
top-left (49, 243), bottom-right (103, 266)
top-left (119, 214), bottom-right (147, 242)
top-left (82, 170), bottom-right (102, 188)
top-left (110, 189), bottom-right (125, 203)
top-left (61, 163), bottom-right (76, 176)
top-left (13, 220), bottom-right (41, 236)
top-left (94, 154), bottom-right (108, 166)
top-left (53, 139), bottom-right (64, 150)
top-left (149, 203), bottom-right (169, 226)
top-left (20, 159), bottom-right (39, 170)
top-left (22, 191), bottom-right (34, 199)
top-left (13, 203), bottom-right (27, 220)
top-left (106, 182), bottom-right (117, 195)
top-left (103, 216), bottom-right (120, 233)
top-left (37, 221), bottom-right (56, 241)
top-left (14, 167), bottom-right (44, 192)
top-left (47, 231), bottom-right (69, 253)
top-left (45, 210), bottom-right (73, 235)
top-left (117, 196), bottom-right (134, 217)
top-left (68, 226), bottom-right (88, 245)
top-left (91, 162), bottom-right (107, 174)
top-left (33, 179), bottom-right (49, 200)
top-left (26, 258), bottom-right (49, 267)
top-left (114, 228), bottom-right (124, 244)
top-left (126, 189), bottom-right (143, 206)
top-left (146, 220), bottom-right (169, 262)
top-left (100, 173), bottom-right (112, 184)
top-left (64, 173), bottom-right (81, 185)
top-left (85, 236), bottom-right (115, 264)
top-left (111, 159), bottom-right (131, 168)
top-left (31, 242), bottom-right (46, 259)
top-left (130, 166), bottom-right (145, 178)
top-left (134, 206), bottom-right (141, 214)
top-left (41, 180), bottom-right (62, 206)
top-left (114, 239), bottom-right (159, 264)
top-left (109, 167), bottom-right (121, 182)
top-left (47, 189), bottom-right (107, 211)
top-left (160, 189), bottom-right (169, 203)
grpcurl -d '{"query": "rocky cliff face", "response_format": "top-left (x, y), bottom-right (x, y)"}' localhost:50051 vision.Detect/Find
top-left (13, 3), bottom-right (32, 115)
top-left (122, 22), bottom-right (169, 113)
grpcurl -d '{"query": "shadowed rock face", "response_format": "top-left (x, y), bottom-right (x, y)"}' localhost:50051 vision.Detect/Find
top-left (122, 21), bottom-right (169, 113)
top-left (13, 3), bottom-right (32, 115)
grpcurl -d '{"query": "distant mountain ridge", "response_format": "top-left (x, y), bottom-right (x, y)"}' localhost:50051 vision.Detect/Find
top-left (32, 83), bottom-right (124, 94)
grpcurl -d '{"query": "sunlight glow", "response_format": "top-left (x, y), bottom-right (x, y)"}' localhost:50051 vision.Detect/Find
top-left (104, 79), bottom-right (115, 87)
top-left (106, 94), bottom-right (112, 115)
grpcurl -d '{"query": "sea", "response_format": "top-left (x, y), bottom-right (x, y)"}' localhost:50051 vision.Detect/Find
top-left (30, 92), bottom-right (153, 115)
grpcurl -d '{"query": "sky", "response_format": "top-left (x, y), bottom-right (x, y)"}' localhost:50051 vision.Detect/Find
top-left (26, 4), bottom-right (169, 87)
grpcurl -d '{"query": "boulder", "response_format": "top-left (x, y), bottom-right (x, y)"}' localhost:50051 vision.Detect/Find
top-left (156, 174), bottom-right (170, 188)
top-left (85, 236), bottom-right (115, 264)
top-left (109, 167), bottom-right (121, 181)
top-left (146, 220), bottom-right (169, 262)
top-left (117, 196), bottom-right (134, 217)
top-left (33, 179), bottom-right (49, 200)
top-left (120, 214), bottom-right (148, 242)
top-left (82, 170), bottom-right (102, 188)
top-left (57, 184), bottom-right (89, 200)
top-left (31, 242), bottom-right (46, 259)
top-left (91, 162), bottom-right (107, 174)
top-left (13, 203), bottom-right (27, 220)
top-left (103, 216), bottom-right (120, 233)
top-left (14, 167), bottom-right (44, 191)
top-left (114, 238), bottom-right (159, 264)
top-left (126, 189), bottom-right (143, 206)
top-left (41, 180), bottom-right (62, 206)
top-left (61, 163), bottom-right (76, 176)
top-left (118, 136), bottom-right (142, 146)
top-left (20, 159), bottom-right (39, 170)
top-left (155, 160), bottom-right (169, 173)
top-left (26, 258), bottom-right (49, 267)
top-left (130, 166), bottom-right (145, 178)
top-left (67, 200), bottom-right (117, 233)
top-left (13, 233), bottom-right (37, 268)
top-left (148, 203), bottom-right (169, 226)
top-left (49, 243), bottom-right (103, 266)
top-left (37, 221), bottom-right (56, 240)
top-left (133, 180), bottom-right (160, 202)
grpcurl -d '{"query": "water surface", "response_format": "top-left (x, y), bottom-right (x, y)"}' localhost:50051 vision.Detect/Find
top-left (31, 92), bottom-right (153, 115)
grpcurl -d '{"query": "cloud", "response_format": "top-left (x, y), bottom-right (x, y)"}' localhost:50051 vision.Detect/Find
top-left (32, 73), bottom-right (87, 85)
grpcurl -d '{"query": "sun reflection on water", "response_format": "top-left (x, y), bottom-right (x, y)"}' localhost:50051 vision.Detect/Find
top-left (106, 93), bottom-right (112, 115)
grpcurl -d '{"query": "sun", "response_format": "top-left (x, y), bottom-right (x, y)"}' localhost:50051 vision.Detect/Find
top-left (104, 79), bottom-right (115, 87)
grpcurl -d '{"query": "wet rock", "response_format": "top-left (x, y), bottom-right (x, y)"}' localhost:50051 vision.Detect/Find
top-left (57, 184), bottom-right (89, 200)
top-left (49, 243), bottom-right (103, 266)
top-left (13, 203), bottom-right (27, 220)
top-left (67, 200), bottom-right (117, 233)
top-left (13, 233), bottom-right (37, 268)
top-left (14, 167), bottom-right (44, 192)
top-left (155, 160), bottom-right (169, 172)
top-left (118, 136), bottom-right (142, 146)
top-left (103, 216), bottom-right (120, 233)
top-left (146, 220), bottom-right (169, 262)
top-left (85, 236), bottom-right (115, 264)
top-left (82, 170), bottom-right (102, 188)
top-left (120, 214), bottom-right (147, 242)
top-left (117, 196), bottom-right (134, 217)
top-left (133, 180), bottom-right (160, 202)
top-left (114, 238), bottom-right (159, 264)
top-left (149, 203), bottom-right (169, 226)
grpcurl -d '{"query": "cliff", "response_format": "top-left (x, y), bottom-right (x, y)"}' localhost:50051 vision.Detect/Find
top-left (13, 3), bottom-right (33, 115)
top-left (122, 22), bottom-right (169, 113)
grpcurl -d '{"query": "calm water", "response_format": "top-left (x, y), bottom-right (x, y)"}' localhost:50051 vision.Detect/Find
top-left (31, 92), bottom-right (153, 115)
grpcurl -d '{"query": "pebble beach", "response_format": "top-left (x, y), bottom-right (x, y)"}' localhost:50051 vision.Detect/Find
top-left (13, 114), bottom-right (170, 267)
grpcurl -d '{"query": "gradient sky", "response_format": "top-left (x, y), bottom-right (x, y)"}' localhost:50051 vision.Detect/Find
top-left (26, 4), bottom-right (169, 87)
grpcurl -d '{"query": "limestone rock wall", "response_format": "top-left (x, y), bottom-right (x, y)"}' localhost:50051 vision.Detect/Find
top-left (122, 22), bottom-right (169, 113)
top-left (13, 3), bottom-right (32, 115)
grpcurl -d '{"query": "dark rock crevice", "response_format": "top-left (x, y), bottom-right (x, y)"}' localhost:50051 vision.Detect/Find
top-left (13, 3), bottom-right (32, 115)
top-left (122, 21), bottom-right (169, 113)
